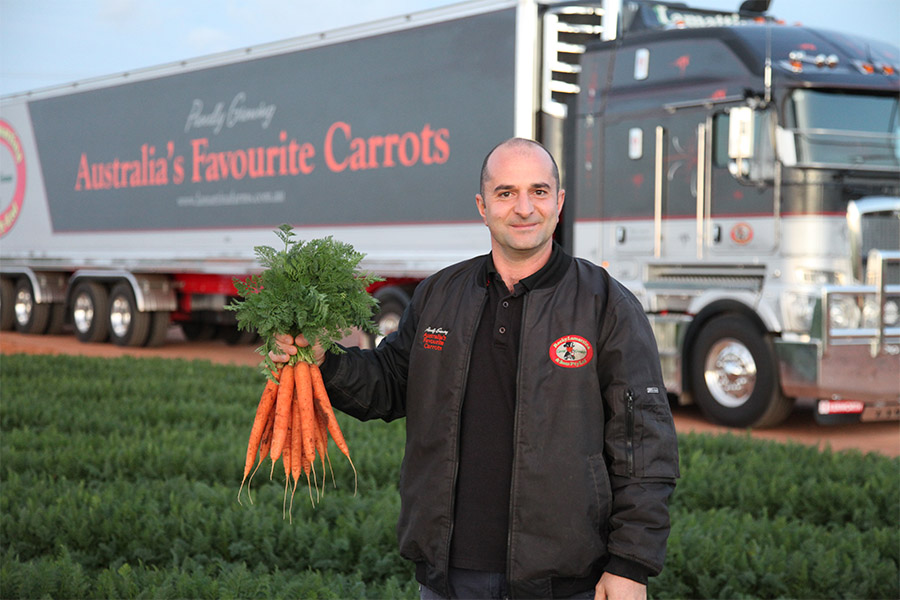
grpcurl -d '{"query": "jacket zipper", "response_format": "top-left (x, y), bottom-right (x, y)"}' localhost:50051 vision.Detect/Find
top-left (625, 389), bottom-right (635, 477)
top-left (506, 293), bottom-right (528, 588)
top-left (442, 288), bottom-right (488, 588)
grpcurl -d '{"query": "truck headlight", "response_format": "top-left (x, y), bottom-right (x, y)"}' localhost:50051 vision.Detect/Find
top-left (862, 298), bottom-right (900, 328)
top-left (782, 292), bottom-right (817, 332)
top-left (829, 296), bottom-right (862, 329)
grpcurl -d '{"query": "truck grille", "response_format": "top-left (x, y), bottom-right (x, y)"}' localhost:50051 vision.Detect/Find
top-left (861, 207), bottom-right (900, 284)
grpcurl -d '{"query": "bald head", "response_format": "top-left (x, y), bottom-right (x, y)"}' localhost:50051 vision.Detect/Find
top-left (479, 138), bottom-right (560, 197)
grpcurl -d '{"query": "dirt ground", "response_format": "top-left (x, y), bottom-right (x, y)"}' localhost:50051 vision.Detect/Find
top-left (2, 329), bottom-right (898, 458)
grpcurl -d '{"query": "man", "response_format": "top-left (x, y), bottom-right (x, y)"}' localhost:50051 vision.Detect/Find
top-left (274, 138), bottom-right (679, 599)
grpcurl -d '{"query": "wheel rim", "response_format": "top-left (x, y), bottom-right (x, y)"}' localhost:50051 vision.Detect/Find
top-left (73, 293), bottom-right (95, 333)
top-left (375, 312), bottom-right (401, 347)
top-left (14, 287), bottom-right (33, 326)
top-left (703, 338), bottom-right (757, 408)
top-left (110, 296), bottom-right (132, 338)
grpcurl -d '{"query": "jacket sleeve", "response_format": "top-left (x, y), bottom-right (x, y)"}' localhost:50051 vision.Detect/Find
top-left (317, 296), bottom-right (419, 423)
top-left (596, 277), bottom-right (680, 576)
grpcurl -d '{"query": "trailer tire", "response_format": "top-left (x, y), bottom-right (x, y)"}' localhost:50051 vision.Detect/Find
top-left (0, 278), bottom-right (15, 331)
top-left (71, 281), bottom-right (109, 343)
top-left (45, 302), bottom-right (67, 335)
top-left (108, 282), bottom-right (151, 347)
top-left (368, 287), bottom-right (410, 349)
top-left (144, 311), bottom-right (171, 347)
top-left (13, 277), bottom-right (50, 334)
top-left (181, 321), bottom-right (217, 341)
top-left (689, 314), bottom-right (794, 428)
top-left (219, 324), bottom-right (257, 345)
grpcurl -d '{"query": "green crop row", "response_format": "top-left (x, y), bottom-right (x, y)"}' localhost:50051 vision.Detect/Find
top-left (1, 353), bottom-right (897, 599)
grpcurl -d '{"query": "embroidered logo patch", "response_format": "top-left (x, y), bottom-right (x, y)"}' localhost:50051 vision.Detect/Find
top-left (422, 326), bottom-right (449, 351)
top-left (549, 335), bottom-right (593, 368)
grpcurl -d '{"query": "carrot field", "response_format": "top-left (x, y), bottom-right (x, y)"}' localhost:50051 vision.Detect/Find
top-left (1, 353), bottom-right (898, 599)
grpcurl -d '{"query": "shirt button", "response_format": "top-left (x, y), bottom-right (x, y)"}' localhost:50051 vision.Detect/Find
top-left (502, 301), bottom-right (509, 308)
top-left (498, 326), bottom-right (506, 334)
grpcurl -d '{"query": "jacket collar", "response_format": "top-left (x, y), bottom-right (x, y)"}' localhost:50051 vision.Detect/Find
top-left (481, 242), bottom-right (572, 293)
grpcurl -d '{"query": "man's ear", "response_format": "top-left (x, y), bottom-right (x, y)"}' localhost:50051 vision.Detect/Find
top-left (475, 194), bottom-right (487, 222)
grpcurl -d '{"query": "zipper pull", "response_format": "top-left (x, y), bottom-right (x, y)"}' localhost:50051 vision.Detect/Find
top-left (625, 390), bottom-right (635, 477)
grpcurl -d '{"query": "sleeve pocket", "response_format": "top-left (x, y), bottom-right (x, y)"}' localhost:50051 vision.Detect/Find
top-left (606, 385), bottom-right (680, 479)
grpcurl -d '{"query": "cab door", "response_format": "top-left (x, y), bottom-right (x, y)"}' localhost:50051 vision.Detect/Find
top-left (705, 107), bottom-right (779, 256)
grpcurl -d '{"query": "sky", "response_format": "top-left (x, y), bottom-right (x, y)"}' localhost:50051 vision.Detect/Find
top-left (0, 0), bottom-right (898, 97)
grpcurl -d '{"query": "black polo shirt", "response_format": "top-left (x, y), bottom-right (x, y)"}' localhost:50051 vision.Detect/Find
top-left (449, 243), bottom-right (569, 572)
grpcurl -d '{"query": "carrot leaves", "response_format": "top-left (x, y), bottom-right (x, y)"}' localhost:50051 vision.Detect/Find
top-left (228, 224), bottom-right (382, 372)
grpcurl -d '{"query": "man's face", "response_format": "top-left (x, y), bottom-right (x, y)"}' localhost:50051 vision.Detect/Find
top-left (475, 143), bottom-right (565, 259)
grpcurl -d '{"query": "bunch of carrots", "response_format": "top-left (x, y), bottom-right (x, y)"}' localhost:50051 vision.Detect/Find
top-left (238, 358), bottom-right (356, 519)
top-left (229, 227), bottom-right (380, 519)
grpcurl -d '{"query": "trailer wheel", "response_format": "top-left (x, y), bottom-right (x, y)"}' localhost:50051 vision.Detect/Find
top-left (0, 278), bottom-right (15, 331)
top-left (45, 303), bottom-right (67, 335)
top-left (688, 314), bottom-right (793, 428)
top-left (181, 321), bottom-right (217, 341)
top-left (144, 311), bottom-right (171, 347)
top-left (71, 281), bottom-right (109, 343)
top-left (219, 324), bottom-right (257, 345)
top-left (13, 277), bottom-right (50, 334)
top-left (108, 282), bottom-right (151, 347)
top-left (367, 287), bottom-right (410, 349)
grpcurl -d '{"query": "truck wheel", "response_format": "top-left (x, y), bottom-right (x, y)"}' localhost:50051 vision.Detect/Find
top-left (71, 281), bottom-right (109, 343)
top-left (181, 321), bottom-right (217, 341)
top-left (45, 303), bottom-right (67, 335)
top-left (108, 282), bottom-right (151, 347)
top-left (688, 314), bottom-right (793, 428)
top-left (219, 324), bottom-right (257, 345)
top-left (13, 277), bottom-right (50, 334)
top-left (367, 288), bottom-right (410, 349)
top-left (0, 278), bottom-right (15, 330)
top-left (144, 311), bottom-right (171, 347)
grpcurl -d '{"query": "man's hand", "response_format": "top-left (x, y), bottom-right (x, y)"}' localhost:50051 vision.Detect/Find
top-left (268, 333), bottom-right (325, 366)
top-left (594, 572), bottom-right (646, 600)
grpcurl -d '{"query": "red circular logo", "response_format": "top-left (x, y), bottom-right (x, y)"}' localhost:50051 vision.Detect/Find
top-left (730, 222), bottom-right (753, 245)
top-left (550, 335), bottom-right (594, 368)
top-left (0, 119), bottom-right (26, 237)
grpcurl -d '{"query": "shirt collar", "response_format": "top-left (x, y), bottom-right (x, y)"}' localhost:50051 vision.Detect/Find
top-left (482, 242), bottom-right (571, 293)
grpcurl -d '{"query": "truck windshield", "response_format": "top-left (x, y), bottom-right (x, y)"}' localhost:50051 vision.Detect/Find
top-left (784, 90), bottom-right (899, 170)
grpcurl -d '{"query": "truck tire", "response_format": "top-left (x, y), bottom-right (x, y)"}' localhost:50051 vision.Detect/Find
top-left (0, 278), bottom-right (15, 330)
top-left (45, 302), bottom-right (67, 335)
top-left (145, 311), bottom-right (171, 347)
top-left (181, 321), bottom-right (217, 341)
top-left (71, 281), bottom-right (109, 343)
top-left (108, 282), bottom-right (151, 347)
top-left (367, 287), bottom-right (410, 349)
top-left (219, 324), bottom-right (257, 345)
top-left (688, 314), bottom-right (794, 428)
top-left (13, 277), bottom-right (50, 334)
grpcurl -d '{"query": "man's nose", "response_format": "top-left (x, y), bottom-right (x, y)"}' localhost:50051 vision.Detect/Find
top-left (514, 194), bottom-right (534, 216)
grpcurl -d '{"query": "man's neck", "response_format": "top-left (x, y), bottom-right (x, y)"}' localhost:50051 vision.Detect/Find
top-left (491, 243), bottom-right (553, 292)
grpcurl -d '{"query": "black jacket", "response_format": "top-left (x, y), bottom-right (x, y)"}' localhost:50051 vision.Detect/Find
top-left (320, 250), bottom-right (680, 598)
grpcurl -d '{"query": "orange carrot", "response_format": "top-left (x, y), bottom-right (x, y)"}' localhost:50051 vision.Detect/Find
top-left (246, 401), bottom-right (277, 503)
top-left (315, 403), bottom-right (336, 489)
top-left (269, 362), bottom-right (295, 460)
top-left (310, 362), bottom-right (357, 494)
top-left (294, 361), bottom-right (319, 503)
top-left (237, 371), bottom-right (279, 505)
top-left (282, 424), bottom-right (292, 520)
top-left (290, 387), bottom-right (303, 487)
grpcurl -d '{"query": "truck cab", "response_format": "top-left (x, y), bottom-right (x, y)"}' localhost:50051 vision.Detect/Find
top-left (569, 1), bottom-right (899, 426)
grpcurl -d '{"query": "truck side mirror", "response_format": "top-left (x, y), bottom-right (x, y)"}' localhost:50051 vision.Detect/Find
top-left (728, 106), bottom-right (755, 178)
